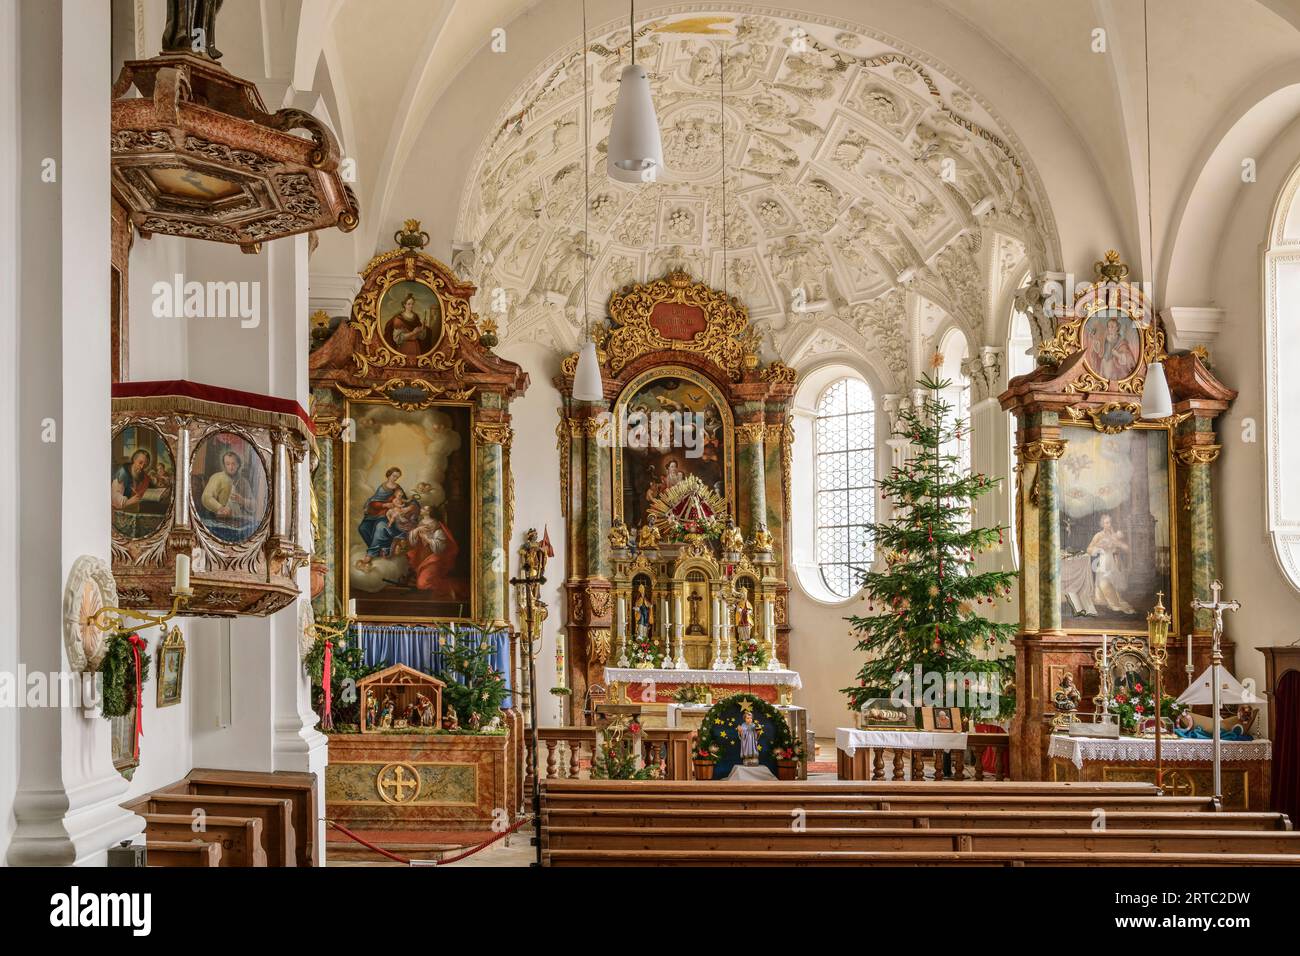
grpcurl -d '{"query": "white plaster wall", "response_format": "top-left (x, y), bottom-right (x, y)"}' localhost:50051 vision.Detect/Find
top-left (1204, 116), bottom-right (1300, 694)
top-left (496, 342), bottom-right (569, 726)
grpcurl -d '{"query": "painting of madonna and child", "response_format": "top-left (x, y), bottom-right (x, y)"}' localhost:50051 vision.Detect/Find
top-left (346, 403), bottom-right (473, 622)
top-left (619, 375), bottom-right (727, 530)
top-left (1057, 426), bottom-right (1173, 633)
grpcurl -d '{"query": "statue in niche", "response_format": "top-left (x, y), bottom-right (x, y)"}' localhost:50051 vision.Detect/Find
top-left (632, 581), bottom-right (654, 640)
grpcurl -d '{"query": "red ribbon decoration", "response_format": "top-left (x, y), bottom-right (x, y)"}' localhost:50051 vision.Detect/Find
top-left (127, 633), bottom-right (146, 759)
top-left (321, 639), bottom-right (333, 731)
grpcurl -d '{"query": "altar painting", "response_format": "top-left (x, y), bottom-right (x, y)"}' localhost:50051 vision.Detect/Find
top-left (343, 400), bottom-right (475, 622)
top-left (1057, 424), bottom-right (1175, 634)
top-left (614, 368), bottom-right (733, 529)
top-left (378, 279), bottom-right (442, 358)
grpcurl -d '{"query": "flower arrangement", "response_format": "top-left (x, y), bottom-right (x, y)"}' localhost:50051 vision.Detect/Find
top-left (671, 683), bottom-right (713, 704)
top-left (1108, 681), bottom-right (1182, 735)
top-left (591, 715), bottom-right (661, 780)
top-left (628, 634), bottom-right (662, 668)
top-left (734, 635), bottom-right (768, 670)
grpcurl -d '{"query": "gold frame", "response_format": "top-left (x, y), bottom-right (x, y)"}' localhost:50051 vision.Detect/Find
top-left (156, 626), bottom-right (186, 708)
top-left (1057, 418), bottom-right (1180, 637)
top-left (340, 397), bottom-right (479, 624)
top-left (610, 364), bottom-right (736, 526)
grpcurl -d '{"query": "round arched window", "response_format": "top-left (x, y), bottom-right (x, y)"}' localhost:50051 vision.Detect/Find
top-left (813, 377), bottom-right (876, 598)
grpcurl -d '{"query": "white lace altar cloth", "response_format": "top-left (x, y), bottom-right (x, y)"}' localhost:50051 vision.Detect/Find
top-left (603, 667), bottom-right (802, 688)
top-left (836, 727), bottom-right (969, 756)
top-left (1048, 734), bottom-right (1272, 770)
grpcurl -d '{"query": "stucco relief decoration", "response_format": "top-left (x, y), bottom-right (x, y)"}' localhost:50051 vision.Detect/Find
top-left (455, 10), bottom-right (1055, 363)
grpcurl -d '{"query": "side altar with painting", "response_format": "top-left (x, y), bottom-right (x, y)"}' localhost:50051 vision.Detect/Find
top-left (307, 220), bottom-right (529, 830)
top-left (1001, 251), bottom-right (1258, 795)
top-left (553, 271), bottom-right (803, 729)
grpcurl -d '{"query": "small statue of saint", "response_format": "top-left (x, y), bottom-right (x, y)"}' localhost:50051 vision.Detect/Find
top-left (737, 709), bottom-right (761, 766)
top-left (364, 689), bottom-right (378, 730)
top-left (1053, 673), bottom-right (1081, 713)
top-left (720, 515), bottom-right (744, 554)
top-left (752, 523), bottom-right (774, 554)
top-left (608, 519), bottom-right (630, 550)
top-left (636, 522), bottom-right (661, 551)
top-left (632, 582), bottom-right (653, 640)
top-left (734, 587), bottom-right (754, 640)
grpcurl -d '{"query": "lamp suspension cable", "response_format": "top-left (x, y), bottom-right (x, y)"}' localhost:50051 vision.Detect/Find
top-left (1143, 0), bottom-right (1154, 309)
top-left (582, 0), bottom-right (590, 343)
top-left (720, 40), bottom-right (727, 301)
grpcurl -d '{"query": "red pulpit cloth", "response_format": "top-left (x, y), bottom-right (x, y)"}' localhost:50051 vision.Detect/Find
top-left (321, 639), bottom-right (333, 731)
top-left (1272, 671), bottom-right (1300, 825)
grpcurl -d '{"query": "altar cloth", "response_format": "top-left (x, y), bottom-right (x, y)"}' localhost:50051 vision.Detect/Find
top-left (836, 727), bottom-right (969, 756)
top-left (603, 666), bottom-right (802, 688)
top-left (1047, 734), bottom-right (1273, 770)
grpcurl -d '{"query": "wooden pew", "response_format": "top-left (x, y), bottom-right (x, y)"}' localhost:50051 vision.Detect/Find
top-left (541, 824), bottom-right (1300, 855)
top-left (544, 849), bottom-right (1300, 867)
top-left (139, 813), bottom-right (267, 867)
top-left (131, 793), bottom-right (297, 867)
top-left (145, 840), bottom-right (223, 867)
top-left (542, 779), bottom-right (1162, 796)
top-left (543, 807), bottom-right (1292, 831)
top-left (182, 768), bottom-right (317, 867)
top-left (540, 791), bottom-right (1214, 814)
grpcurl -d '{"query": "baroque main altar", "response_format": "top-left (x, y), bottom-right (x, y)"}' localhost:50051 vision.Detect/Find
top-left (555, 271), bottom-right (801, 723)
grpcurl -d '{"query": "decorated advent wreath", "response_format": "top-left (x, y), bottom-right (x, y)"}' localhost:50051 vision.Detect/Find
top-left (696, 692), bottom-right (795, 778)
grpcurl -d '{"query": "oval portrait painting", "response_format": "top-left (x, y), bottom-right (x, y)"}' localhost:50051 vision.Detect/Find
top-left (1080, 311), bottom-right (1141, 384)
top-left (190, 432), bottom-right (269, 543)
top-left (110, 425), bottom-right (175, 539)
top-left (379, 279), bottom-right (443, 358)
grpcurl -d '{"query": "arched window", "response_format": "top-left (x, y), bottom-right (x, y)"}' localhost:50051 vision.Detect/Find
top-left (938, 328), bottom-right (971, 481)
top-left (814, 377), bottom-right (876, 598)
top-left (1265, 161), bottom-right (1300, 593)
top-left (1006, 274), bottom-right (1036, 564)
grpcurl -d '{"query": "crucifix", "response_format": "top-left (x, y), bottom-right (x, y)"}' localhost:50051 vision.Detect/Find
top-left (1190, 579), bottom-right (1240, 805)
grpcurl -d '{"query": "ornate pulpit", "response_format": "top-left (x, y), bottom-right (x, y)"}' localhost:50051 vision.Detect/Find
top-left (1001, 252), bottom-right (1237, 780)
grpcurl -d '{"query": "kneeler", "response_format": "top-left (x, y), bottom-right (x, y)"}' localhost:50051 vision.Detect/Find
top-left (1272, 671), bottom-right (1300, 826)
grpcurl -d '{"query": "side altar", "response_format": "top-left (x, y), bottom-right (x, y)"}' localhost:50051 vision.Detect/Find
top-left (555, 271), bottom-right (799, 721)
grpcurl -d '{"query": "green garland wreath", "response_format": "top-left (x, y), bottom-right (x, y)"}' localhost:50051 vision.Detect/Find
top-left (694, 692), bottom-right (797, 764)
top-left (100, 632), bottom-right (151, 718)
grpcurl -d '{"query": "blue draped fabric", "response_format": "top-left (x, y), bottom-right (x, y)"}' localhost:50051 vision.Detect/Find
top-left (356, 623), bottom-right (513, 709)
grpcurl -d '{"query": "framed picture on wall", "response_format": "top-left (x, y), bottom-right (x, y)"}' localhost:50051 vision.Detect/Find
top-left (341, 399), bottom-right (477, 623)
top-left (156, 627), bottom-right (185, 708)
top-left (1056, 421), bottom-right (1178, 636)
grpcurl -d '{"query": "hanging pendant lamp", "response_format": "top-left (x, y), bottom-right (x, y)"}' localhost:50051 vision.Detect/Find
top-left (607, 0), bottom-right (663, 183)
top-left (1138, 0), bottom-right (1173, 421)
top-left (572, 1), bottom-right (605, 402)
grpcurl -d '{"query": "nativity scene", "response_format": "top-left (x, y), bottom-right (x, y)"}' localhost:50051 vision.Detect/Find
top-left (7, 0), bottom-right (1300, 901)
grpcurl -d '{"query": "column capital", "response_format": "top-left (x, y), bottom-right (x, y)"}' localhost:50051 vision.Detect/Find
top-left (962, 346), bottom-right (1005, 403)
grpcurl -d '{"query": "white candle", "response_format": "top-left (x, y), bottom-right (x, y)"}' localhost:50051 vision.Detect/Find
top-left (1101, 634), bottom-right (1108, 674)
top-left (174, 553), bottom-right (190, 592)
top-left (1187, 633), bottom-right (1193, 669)
top-left (348, 598), bottom-right (357, 619)
top-left (617, 596), bottom-right (626, 637)
top-left (674, 595), bottom-right (682, 629)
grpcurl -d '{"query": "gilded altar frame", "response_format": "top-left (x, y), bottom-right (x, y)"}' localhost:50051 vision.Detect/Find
top-left (610, 364), bottom-right (736, 527)
top-left (310, 220), bottom-right (528, 630)
top-left (1000, 250), bottom-right (1236, 781)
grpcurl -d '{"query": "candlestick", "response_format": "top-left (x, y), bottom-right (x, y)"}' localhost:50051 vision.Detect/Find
top-left (174, 553), bottom-right (191, 593)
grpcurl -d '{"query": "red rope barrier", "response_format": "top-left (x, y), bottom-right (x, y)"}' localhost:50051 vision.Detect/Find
top-left (325, 817), bottom-right (531, 866)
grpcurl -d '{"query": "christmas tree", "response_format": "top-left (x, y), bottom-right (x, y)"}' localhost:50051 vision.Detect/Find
top-left (842, 369), bottom-right (1017, 718)
top-left (436, 628), bottom-right (509, 730)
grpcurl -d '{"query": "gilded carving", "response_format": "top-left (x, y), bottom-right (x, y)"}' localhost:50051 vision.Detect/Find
top-left (473, 421), bottom-right (513, 446)
top-left (1022, 439), bottom-right (1067, 462)
top-left (335, 378), bottom-right (475, 410)
top-left (589, 628), bottom-right (611, 665)
top-left (736, 422), bottom-right (767, 444)
top-left (1176, 445), bottom-right (1222, 466)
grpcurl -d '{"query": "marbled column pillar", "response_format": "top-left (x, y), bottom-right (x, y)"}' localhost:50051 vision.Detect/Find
top-left (1179, 439), bottom-right (1222, 634)
top-left (737, 423), bottom-right (768, 537)
top-left (580, 402), bottom-right (611, 580)
top-left (1024, 421), bottom-right (1067, 634)
top-left (475, 421), bottom-right (510, 627)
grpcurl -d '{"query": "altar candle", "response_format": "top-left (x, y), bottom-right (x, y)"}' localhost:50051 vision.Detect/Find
top-left (348, 598), bottom-right (357, 619)
top-left (1101, 634), bottom-right (1108, 673)
top-left (174, 553), bottom-right (191, 592)
top-left (1187, 633), bottom-right (1193, 669)
top-left (617, 596), bottom-right (626, 637)
top-left (674, 595), bottom-right (682, 630)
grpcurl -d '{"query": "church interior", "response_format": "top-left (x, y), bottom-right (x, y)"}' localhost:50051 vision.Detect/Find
top-left (6, 0), bottom-right (1300, 891)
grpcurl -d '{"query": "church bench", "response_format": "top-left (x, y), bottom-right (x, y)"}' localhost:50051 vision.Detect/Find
top-left (181, 768), bottom-right (317, 866)
top-left (542, 807), bottom-right (1291, 831)
top-left (540, 779), bottom-right (1160, 796)
top-left (541, 825), bottom-right (1300, 855)
top-left (144, 840), bottom-right (223, 867)
top-left (543, 849), bottom-right (1300, 867)
top-left (130, 793), bottom-right (297, 867)
top-left (540, 792), bottom-right (1213, 814)
top-left (139, 813), bottom-right (268, 867)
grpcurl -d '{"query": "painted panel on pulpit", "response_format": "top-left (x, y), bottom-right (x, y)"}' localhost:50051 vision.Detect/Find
top-left (343, 400), bottom-right (476, 623)
top-left (110, 425), bottom-right (175, 540)
top-left (613, 367), bottom-right (734, 529)
top-left (1057, 424), bottom-right (1177, 635)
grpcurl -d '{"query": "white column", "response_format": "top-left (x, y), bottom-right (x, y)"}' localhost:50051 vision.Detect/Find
top-left (962, 347), bottom-right (1016, 625)
top-left (5, 0), bottom-right (144, 865)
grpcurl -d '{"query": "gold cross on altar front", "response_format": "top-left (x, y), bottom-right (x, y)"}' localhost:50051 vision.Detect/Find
top-left (377, 763), bottom-right (420, 803)
top-left (1190, 579), bottom-right (1240, 643)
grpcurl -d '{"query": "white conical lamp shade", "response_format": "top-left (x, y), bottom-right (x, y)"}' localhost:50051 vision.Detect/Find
top-left (573, 340), bottom-right (604, 401)
top-left (1140, 360), bottom-right (1173, 419)
top-left (607, 64), bottom-right (663, 184)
